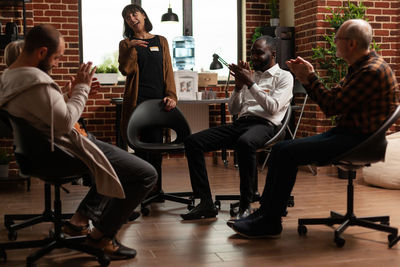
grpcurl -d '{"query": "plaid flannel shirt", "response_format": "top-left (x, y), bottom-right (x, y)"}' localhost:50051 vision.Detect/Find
top-left (305, 51), bottom-right (399, 134)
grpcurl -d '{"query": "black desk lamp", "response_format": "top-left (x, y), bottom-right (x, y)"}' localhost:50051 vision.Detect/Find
top-left (210, 54), bottom-right (230, 98)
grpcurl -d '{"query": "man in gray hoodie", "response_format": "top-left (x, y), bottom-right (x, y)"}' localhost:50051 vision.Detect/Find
top-left (0, 24), bottom-right (157, 260)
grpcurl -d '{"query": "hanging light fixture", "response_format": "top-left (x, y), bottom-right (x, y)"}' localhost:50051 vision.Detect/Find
top-left (161, 2), bottom-right (179, 23)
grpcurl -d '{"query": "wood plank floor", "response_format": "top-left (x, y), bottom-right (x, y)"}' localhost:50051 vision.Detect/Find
top-left (0, 157), bottom-right (399, 266)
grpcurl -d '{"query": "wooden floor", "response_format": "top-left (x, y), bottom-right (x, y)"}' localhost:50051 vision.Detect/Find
top-left (0, 157), bottom-right (399, 267)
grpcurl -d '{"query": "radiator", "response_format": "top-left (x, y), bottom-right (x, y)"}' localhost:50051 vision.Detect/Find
top-left (178, 103), bottom-right (209, 134)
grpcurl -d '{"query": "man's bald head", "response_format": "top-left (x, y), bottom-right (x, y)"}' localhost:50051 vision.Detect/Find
top-left (340, 19), bottom-right (372, 51)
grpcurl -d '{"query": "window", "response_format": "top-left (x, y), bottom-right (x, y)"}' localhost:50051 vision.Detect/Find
top-left (80, 0), bottom-right (241, 80)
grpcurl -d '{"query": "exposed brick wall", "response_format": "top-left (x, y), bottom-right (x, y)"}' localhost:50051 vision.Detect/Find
top-left (293, 0), bottom-right (400, 137)
top-left (1, 0), bottom-right (399, 176)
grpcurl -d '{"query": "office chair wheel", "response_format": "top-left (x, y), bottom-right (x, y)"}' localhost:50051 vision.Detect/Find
top-left (334, 235), bottom-right (345, 247)
top-left (229, 207), bottom-right (238, 217)
top-left (297, 225), bottom-right (307, 236)
top-left (7, 230), bottom-right (17, 241)
top-left (214, 200), bottom-right (221, 210)
top-left (4, 219), bottom-right (14, 229)
top-left (0, 248), bottom-right (7, 261)
top-left (388, 234), bottom-right (396, 244)
top-left (97, 254), bottom-right (111, 266)
top-left (141, 207), bottom-right (150, 216)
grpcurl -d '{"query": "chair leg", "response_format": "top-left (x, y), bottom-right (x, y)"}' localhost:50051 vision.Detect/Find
top-left (298, 173), bottom-right (399, 247)
top-left (4, 183), bottom-right (73, 240)
top-left (0, 183), bottom-right (110, 266)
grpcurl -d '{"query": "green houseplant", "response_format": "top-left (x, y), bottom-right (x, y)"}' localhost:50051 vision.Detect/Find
top-left (0, 147), bottom-right (12, 177)
top-left (94, 63), bottom-right (119, 85)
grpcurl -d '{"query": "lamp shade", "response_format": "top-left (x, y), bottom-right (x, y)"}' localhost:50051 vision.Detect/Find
top-left (161, 7), bottom-right (179, 22)
top-left (210, 54), bottom-right (223, 70)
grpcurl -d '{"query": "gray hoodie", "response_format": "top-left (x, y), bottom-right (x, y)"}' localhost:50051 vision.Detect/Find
top-left (0, 67), bottom-right (125, 198)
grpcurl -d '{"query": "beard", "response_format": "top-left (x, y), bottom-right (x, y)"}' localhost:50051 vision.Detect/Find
top-left (37, 57), bottom-right (52, 73)
top-left (252, 54), bottom-right (272, 72)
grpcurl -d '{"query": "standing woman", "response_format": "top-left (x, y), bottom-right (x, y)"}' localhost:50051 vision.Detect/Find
top-left (118, 4), bottom-right (177, 194)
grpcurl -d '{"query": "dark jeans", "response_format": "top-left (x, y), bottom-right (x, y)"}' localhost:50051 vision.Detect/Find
top-left (184, 117), bottom-right (276, 208)
top-left (260, 127), bottom-right (369, 218)
top-left (77, 134), bottom-right (157, 238)
top-left (134, 127), bottom-right (163, 193)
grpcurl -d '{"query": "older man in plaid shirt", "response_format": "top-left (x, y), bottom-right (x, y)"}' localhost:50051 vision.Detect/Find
top-left (229, 19), bottom-right (399, 238)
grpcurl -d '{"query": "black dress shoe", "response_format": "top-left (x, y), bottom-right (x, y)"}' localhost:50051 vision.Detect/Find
top-left (231, 215), bottom-right (282, 239)
top-left (181, 202), bottom-right (218, 220)
top-left (226, 208), bottom-right (262, 228)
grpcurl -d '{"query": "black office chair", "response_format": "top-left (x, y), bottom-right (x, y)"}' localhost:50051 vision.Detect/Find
top-left (214, 105), bottom-right (293, 216)
top-left (126, 99), bottom-right (195, 215)
top-left (0, 111), bottom-right (110, 266)
top-left (298, 106), bottom-right (400, 248)
top-left (0, 114), bottom-right (91, 241)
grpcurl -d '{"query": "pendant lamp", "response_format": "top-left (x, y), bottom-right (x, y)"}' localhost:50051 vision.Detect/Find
top-left (161, 3), bottom-right (179, 22)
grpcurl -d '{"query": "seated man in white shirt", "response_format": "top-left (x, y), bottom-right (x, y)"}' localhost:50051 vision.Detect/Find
top-left (181, 35), bottom-right (293, 220)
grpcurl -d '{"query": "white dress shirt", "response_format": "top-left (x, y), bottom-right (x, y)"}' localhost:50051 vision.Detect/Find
top-left (228, 63), bottom-right (293, 126)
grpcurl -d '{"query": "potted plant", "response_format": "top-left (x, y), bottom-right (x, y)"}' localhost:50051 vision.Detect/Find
top-left (93, 64), bottom-right (119, 85)
top-left (269, 0), bottom-right (279, 27)
top-left (0, 147), bottom-right (12, 177)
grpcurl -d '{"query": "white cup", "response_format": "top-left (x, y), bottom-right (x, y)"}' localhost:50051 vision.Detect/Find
top-left (196, 92), bottom-right (202, 100)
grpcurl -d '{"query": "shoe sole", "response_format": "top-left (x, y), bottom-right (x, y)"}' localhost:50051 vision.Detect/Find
top-left (181, 215), bottom-right (217, 221)
top-left (232, 227), bottom-right (281, 239)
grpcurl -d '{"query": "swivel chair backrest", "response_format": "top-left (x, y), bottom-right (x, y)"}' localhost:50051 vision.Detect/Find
top-left (263, 104), bottom-right (292, 147)
top-left (333, 105), bottom-right (400, 168)
top-left (5, 111), bottom-right (88, 181)
top-left (126, 99), bottom-right (191, 153)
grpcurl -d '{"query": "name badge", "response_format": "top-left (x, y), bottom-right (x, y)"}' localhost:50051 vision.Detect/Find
top-left (150, 46), bottom-right (159, 52)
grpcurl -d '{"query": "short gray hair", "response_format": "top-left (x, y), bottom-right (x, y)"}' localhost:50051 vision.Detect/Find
top-left (342, 19), bottom-right (372, 50)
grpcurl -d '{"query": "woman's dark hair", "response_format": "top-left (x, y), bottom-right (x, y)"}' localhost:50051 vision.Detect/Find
top-left (122, 4), bottom-right (153, 39)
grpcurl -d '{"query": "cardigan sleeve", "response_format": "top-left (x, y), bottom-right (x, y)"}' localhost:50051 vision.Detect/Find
top-left (118, 39), bottom-right (137, 76)
top-left (159, 36), bottom-right (177, 102)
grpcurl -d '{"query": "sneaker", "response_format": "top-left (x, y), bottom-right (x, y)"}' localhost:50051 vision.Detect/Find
top-left (85, 235), bottom-right (137, 260)
top-left (62, 221), bottom-right (91, 237)
top-left (180, 202), bottom-right (218, 220)
top-left (226, 208), bottom-right (262, 228)
top-left (231, 215), bottom-right (282, 239)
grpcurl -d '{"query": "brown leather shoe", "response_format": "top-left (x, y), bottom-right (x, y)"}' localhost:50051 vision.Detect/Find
top-left (62, 221), bottom-right (91, 237)
top-left (85, 235), bottom-right (137, 260)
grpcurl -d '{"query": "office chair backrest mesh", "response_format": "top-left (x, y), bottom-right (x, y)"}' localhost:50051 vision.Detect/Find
top-left (127, 99), bottom-right (191, 153)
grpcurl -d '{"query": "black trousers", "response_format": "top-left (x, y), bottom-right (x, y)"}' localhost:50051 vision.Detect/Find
top-left (184, 117), bottom-right (276, 208)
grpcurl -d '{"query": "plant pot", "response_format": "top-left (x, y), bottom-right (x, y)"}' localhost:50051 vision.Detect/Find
top-left (93, 73), bottom-right (118, 85)
top-left (0, 164), bottom-right (9, 177)
top-left (270, 18), bottom-right (280, 27)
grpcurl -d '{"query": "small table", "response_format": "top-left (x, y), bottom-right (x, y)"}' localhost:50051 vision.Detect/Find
top-left (111, 98), bottom-right (230, 164)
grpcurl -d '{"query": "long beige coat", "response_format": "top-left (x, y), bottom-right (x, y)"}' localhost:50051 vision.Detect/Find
top-left (0, 67), bottom-right (125, 199)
